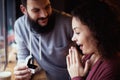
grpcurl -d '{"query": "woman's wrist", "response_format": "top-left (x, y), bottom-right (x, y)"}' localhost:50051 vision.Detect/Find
top-left (72, 76), bottom-right (84, 80)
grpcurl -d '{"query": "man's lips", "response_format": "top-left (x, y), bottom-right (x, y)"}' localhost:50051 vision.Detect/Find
top-left (38, 18), bottom-right (48, 23)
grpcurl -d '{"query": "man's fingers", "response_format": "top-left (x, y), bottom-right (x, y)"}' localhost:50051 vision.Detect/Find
top-left (14, 64), bottom-right (28, 71)
top-left (15, 73), bottom-right (32, 80)
top-left (14, 68), bottom-right (31, 75)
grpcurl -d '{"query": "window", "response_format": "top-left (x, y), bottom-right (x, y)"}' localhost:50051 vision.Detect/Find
top-left (0, 0), bottom-right (15, 71)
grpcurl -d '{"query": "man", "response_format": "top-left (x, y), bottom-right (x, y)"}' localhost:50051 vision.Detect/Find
top-left (14, 0), bottom-right (73, 80)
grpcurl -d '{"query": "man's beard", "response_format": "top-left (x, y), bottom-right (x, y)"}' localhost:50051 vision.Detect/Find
top-left (28, 13), bottom-right (55, 34)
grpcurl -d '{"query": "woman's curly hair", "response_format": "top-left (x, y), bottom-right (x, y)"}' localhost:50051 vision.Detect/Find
top-left (71, 0), bottom-right (120, 58)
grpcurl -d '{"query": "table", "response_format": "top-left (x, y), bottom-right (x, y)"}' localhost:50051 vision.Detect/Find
top-left (5, 61), bottom-right (16, 80)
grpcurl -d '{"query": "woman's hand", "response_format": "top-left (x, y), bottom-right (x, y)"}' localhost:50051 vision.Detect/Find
top-left (66, 47), bottom-right (91, 78)
top-left (14, 63), bottom-right (32, 80)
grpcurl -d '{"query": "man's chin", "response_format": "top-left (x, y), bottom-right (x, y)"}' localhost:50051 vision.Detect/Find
top-left (40, 24), bottom-right (47, 27)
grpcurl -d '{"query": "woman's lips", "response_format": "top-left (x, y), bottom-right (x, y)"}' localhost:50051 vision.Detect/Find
top-left (79, 45), bottom-right (83, 50)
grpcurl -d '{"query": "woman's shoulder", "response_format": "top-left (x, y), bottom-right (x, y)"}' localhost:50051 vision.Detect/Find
top-left (100, 56), bottom-right (120, 70)
top-left (89, 57), bottom-right (120, 80)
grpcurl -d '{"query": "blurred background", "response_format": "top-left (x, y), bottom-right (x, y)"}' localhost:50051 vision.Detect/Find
top-left (0, 0), bottom-right (120, 68)
top-left (0, 0), bottom-right (120, 79)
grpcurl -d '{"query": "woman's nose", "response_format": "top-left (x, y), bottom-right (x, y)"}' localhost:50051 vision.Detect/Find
top-left (71, 34), bottom-right (76, 42)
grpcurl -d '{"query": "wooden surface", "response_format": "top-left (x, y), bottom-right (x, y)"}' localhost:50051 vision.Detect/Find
top-left (5, 61), bottom-right (16, 80)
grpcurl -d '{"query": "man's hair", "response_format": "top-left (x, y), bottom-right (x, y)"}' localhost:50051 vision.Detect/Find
top-left (71, 1), bottom-right (120, 58)
top-left (21, 0), bottom-right (27, 7)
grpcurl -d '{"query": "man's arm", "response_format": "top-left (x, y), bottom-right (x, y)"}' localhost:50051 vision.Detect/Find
top-left (14, 20), bottom-right (29, 63)
top-left (14, 19), bottom-right (32, 80)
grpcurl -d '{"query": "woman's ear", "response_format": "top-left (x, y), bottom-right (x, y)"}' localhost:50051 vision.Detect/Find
top-left (20, 5), bottom-right (27, 15)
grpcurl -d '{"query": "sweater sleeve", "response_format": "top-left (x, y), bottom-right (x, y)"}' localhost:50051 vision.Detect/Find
top-left (14, 18), bottom-right (30, 64)
top-left (72, 76), bottom-right (84, 80)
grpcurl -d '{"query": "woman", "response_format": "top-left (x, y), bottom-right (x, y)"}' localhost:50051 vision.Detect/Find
top-left (66, 1), bottom-right (120, 80)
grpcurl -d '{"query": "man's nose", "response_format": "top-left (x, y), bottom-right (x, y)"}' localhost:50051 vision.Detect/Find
top-left (40, 9), bottom-right (48, 18)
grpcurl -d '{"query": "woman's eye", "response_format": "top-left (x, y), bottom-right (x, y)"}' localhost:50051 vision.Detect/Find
top-left (76, 32), bottom-right (80, 34)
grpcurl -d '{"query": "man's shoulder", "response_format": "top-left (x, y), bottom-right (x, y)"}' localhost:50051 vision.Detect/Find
top-left (15, 15), bottom-right (27, 24)
top-left (59, 11), bottom-right (72, 18)
top-left (14, 15), bottom-right (28, 31)
top-left (53, 9), bottom-right (72, 19)
top-left (53, 9), bottom-right (72, 25)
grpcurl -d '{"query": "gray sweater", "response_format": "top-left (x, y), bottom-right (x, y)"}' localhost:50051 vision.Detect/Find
top-left (14, 10), bottom-right (73, 80)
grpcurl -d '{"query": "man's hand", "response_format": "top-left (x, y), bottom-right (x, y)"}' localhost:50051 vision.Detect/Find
top-left (14, 63), bottom-right (32, 80)
top-left (66, 47), bottom-right (91, 78)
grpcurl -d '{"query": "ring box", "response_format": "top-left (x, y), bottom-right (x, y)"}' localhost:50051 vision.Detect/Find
top-left (25, 55), bottom-right (40, 74)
